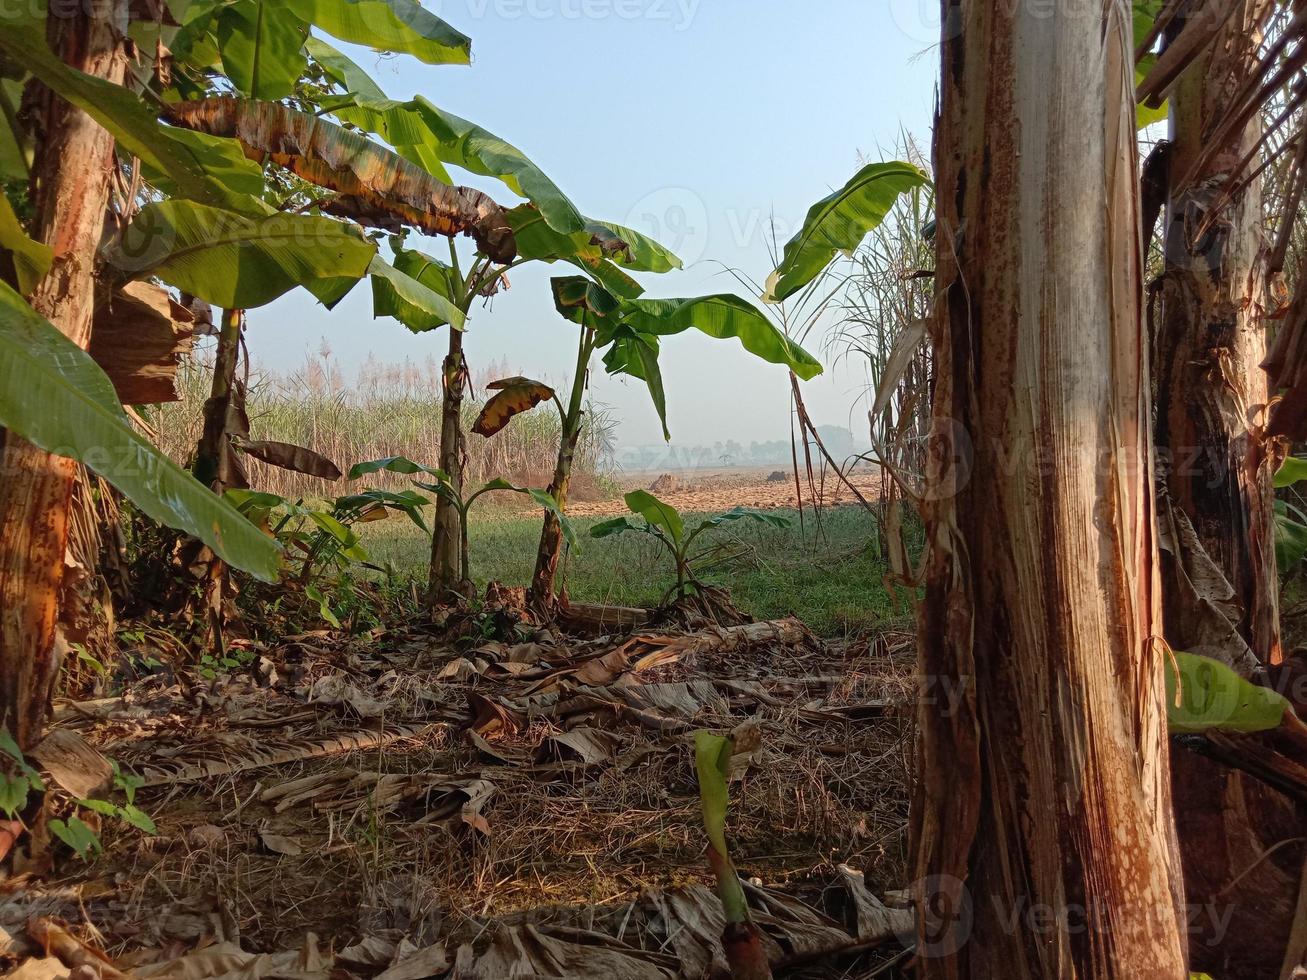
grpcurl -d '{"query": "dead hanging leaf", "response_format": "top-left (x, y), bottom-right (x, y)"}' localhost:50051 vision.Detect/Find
top-left (231, 439), bottom-right (342, 481)
top-left (28, 729), bottom-right (113, 799)
top-left (164, 98), bottom-right (516, 263)
top-left (472, 378), bottom-right (556, 437)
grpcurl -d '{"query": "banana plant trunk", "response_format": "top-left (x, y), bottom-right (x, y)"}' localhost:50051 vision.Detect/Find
top-left (530, 327), bottom-right (593, 608)
top-left (191, 309), bottom-right (244, 651)
top-left (0, 2), bottom-right (128, 751)
top-left (193, 309), bottom-right (244, 493)
top-left (913, 3), bottom-right (1186, 977)
top-left (1156, 5), bottom-right (1301, 976)
top-left (429, 327), bottom-right (468, 602)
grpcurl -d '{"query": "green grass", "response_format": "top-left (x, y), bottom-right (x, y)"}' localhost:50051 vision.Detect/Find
top-left (360, 505), bottom-right (912, 638)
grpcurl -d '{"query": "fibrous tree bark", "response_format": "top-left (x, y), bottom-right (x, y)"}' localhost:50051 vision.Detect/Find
top-left (1155, 5), bottom-right (1304, 977)
top-left (913, 2), bottom-right (1186, 977)
top-left (428, 327), bottom-right (467, 602)
top-left (0, 2), bottom-right (129, 751)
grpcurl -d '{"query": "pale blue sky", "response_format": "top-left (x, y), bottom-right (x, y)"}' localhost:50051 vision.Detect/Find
top-left (250, 1), bottom-right (938, 448)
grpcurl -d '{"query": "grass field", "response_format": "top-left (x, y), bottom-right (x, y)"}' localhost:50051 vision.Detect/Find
top-left (360, 504), bottom-right (914, 638)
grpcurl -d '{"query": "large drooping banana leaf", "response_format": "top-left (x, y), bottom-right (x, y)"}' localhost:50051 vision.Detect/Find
top-left (586, 218), bottom-right (683, 274)
top-left (305, 36), bottom-right (387, 101)
top-left (105, 200), bottom-right (377, 309)
top-left (0, 194), bottom-right (52, 296)
top-left (285, 0), bottom-right (472, 66)
top-left (142, 128), bottom-right (269, 209)
top-left (216, 0), bottom-right (309, 100)
top-left (604, 328), bottom-right (669, 439)
top-left (767, 161), bottom-right (930, 303)
top-left (0, 282), bottom-right (281, 581)
top-left (333, 97), bottom-right (583, 235)
top-left (369, 251), bottom-right (465, 332)
top-left (0, 20), bottom-right (229, 209)
top-left (624, 294), bottom-right (824, 380)
top-left (165, 98), bottom-right (516, 262)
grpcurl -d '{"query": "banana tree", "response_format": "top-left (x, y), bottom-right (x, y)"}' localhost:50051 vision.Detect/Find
top-left (473, 275), bottom-right (822, 609)
top-left (0, 0), bottom-right (481, 751)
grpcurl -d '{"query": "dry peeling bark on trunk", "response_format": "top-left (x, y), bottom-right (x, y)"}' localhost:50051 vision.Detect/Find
top-left (0, 3), bottom-right (129, 751)
top-left (1156, 5), bottom-right (1304, 977)
top-left (429, 329), bottom-right (468, 602)
top-left (913, 2), bottom-right (1186, 977)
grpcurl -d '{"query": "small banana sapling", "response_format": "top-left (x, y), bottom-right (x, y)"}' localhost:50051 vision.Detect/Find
top-left (694, 728), bottom-right (772, 980)
top-left (591, 491), bottom-right (790, 605)
top-left (348, 457), bottom-right (573, 589)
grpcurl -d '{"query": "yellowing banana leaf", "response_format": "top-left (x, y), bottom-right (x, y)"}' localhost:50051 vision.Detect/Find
top-left (767, 161), bottom-right (929, 303)
top-left (472, 378), bottom-right (557, 437)
top-left (1165, 651), bottom-right (1291, 735)
top-left (106, 200), bottom-right (377, 309)
top-left (285, 0), bottom-right (471, 66)
top-left (624, 295), bottom-right (824, 380)
top-left (0, 194), bottom-right (51, 296)
top-left (215, 0), bottom-right (308, 100)
top-left (166, 98), bottom-right (516, 262)
top-left (0, 281), bottom-right (281, 581)
top-left (334, 97), bottom-right (583, 235)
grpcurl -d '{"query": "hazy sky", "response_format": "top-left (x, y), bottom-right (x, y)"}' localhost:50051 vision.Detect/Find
top-left (248, 1), bottom-right (939, 448)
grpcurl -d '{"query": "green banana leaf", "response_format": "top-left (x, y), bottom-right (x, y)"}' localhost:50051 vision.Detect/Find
top-left (603, 328), bottom-right (669, 440)
top-left (106, 200), bottom-right (377, 309)
top-left (1275, 500), bottom-right (1307, 571)
top-left (0, 78), bottom-right (31, 180)
top-left (0, 20), bottom-right (228, 208)
top-left (624, 294), bottom-right (824, 380)
top-left (349, 456), bottom-right (449, 480)
top-left (141, 129), bottom-right (269, 209)
top-left (624, 490), bottom-right (685, 547)
top-left (0, 282), bottom-right (280, 581)
top-left (767, 161), bottom-right (929, 303)
top-left (370, 253), bottom-right (466, 332)
top-left (1165, 651), bottom-right (1291, 735)
top-left (693, 731), bottom-right (749, 923)
top-left (0, 194), bottom-right (51, 296)
top-left (285, 0), bottom-right (471, 66)
top-left (305, 36), bottom-right (387, 101)
top-left (1275, 456), bottom-right (1307, 488)
top-left (689, 508), bottom-right (791, 540)
top-left (216, 0), bottom-right (308, 100)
